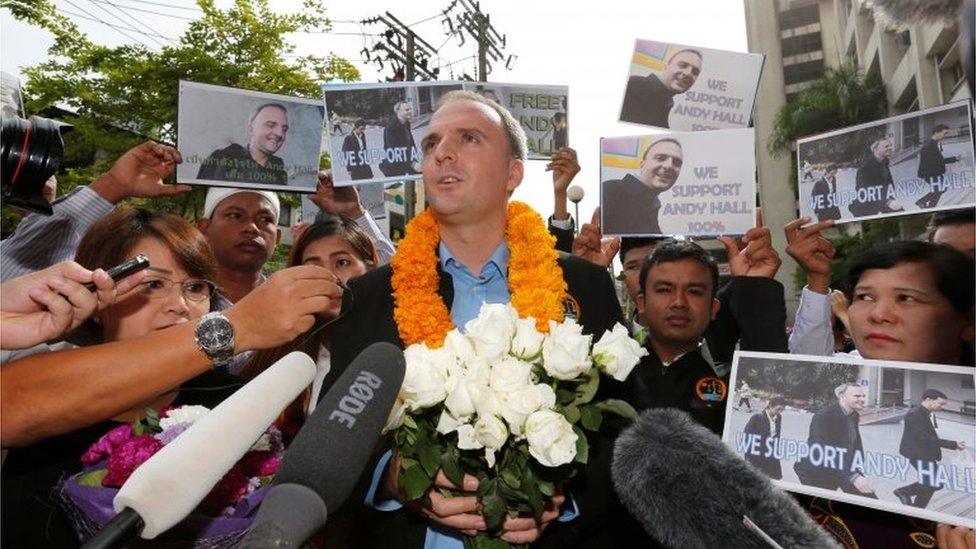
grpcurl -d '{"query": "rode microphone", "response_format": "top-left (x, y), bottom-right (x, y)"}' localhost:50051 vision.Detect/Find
top-left (82, 351), bottom-right (317, 549)
top-left (240, 342), bottom-right (406, 548)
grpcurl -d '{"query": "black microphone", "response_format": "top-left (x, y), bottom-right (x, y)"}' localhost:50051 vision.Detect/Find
top-left (611, 408), bottom-right (840, 549)
top-left (240, 342), bottom-right (406, 548)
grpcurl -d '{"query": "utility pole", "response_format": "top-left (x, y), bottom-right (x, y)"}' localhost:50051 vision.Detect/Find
top-left (451, 0), bottom-right (513, 81)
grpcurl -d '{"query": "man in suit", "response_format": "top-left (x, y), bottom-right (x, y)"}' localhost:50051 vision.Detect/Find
top-left (378, 100), bottom-right (420, 177)
top-left (893, 389), bottom-right (967, 508)
top-left (742, 396), bottom-right (787, 479)
top-left (849, 138), bottom-right (903, 218)
top-left (794, 382), bottom-right (877, 498)
top-left (810, 164), bottom-right (842, 221)
top-left (915, 125), bottom-right (961, 209)
top-left (341, 119), bottom-right (374, 181)
top-left (327, 90), bottom-right (623, 548)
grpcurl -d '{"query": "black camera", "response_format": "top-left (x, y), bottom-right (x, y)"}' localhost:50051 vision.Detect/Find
top-left (1, 115), bottom-right (71, 215)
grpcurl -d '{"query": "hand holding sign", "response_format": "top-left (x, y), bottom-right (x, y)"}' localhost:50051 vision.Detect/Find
top-left (784, 217), bottom-right (836, 294)
top-left (718, 208), bottom-right (781, 279)
top-left (90, 141), bottom-right (190, 203)
top-left (310, 171), bottom-right (365, 218)
top-left (572, 208), bottom-right (621, 268)
top-left (547, 147), bottom-right (580, 195)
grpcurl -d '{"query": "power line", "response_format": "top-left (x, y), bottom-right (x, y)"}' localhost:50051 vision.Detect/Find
top-left (109, 0), bottom-right (200, 12)
top-left (60, 0), bottom-right (155, 47)
top-left (75, 0), bottom-right (166, 47)
top-left (90, 0), bottom-right (195, 21)
top-left (57, 6), bottom-right (173, 41)
top-left (88, 0), bottom-right (181, 44)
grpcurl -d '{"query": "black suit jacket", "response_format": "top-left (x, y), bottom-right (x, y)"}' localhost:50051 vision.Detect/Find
top-left (342, 133), bottom-right (374, 180)
top-left (899, 405), bottom-right (957, 463)
top-left (325, 252), bottom-right (624, 548)
top-left (619, 74), bottom-right (673, 128)
top-left (810, 176), bottom-right (841, 221)
top-left (600, 174), bottom-right (663, 236)
top-left (794, 402), bottom-right (864, 491)
top-left (917, 139), bottom-right (958, 180)
top-left (743, 411), bottom-right (783, 479)
top-left (850, 156), bottom-right (895, 217)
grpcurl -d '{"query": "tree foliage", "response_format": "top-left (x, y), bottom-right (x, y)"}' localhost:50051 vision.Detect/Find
top-left (2, 0), bottom-right (358, 229)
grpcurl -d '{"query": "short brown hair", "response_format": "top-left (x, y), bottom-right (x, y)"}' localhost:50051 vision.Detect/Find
top-left (75, 207), bottom-right (218, 282)
top-left (435, 90), bottom-right (527, 160)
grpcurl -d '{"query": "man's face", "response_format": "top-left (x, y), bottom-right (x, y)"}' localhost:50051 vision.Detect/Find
top-left (637, 259), bottom-right (719, 349)
top-left (873, 139), bottom-right (893, 160)
top-left (933, 223), bottom-right (976, 258)
top-left (847, 261), bottom-right (975, 364)
top-left (839, 385), bottom-right (867, 412)
top-left (247, 106), bottom-right (288, 156)
top-left (396, 102), bottom-right (414, 124)
top-left (354, 124), bottom-right (365, 135)
top-left (933, 129), bottom-right (949, 141)
top-left (768, 405), bottom-right (785, 418)
top-left (622, 244), bottom-right (658, 304)
top-left (197, 193), bottom-right (281, 273)
top-left (420, 99), bottom-right (522, 225)
top-left (926, 397), bottom-right (949, 412)
top-left (639, 141), bottom-right (683, 193)
top-left (662, 51), bottom-right (702, 93)
top-left (825, 168), bottom-right (838, 180)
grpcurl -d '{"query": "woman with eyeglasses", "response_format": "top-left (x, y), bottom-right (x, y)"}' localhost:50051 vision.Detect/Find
top-left (1, 207), bottom-right (243, 548)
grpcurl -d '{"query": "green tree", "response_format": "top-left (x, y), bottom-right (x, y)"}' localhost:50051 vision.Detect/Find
top-left (1, 0), bottom-right (357, 234)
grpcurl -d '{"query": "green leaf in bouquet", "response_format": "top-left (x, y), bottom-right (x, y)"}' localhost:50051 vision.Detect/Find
top-left (76, 469), bottom-right (108, 487)
top-left (580, 406), bottom-right (603, 432)
top-left (419, 442), bottom-right (442, 478)
top-left (572, 369), bottom-right (600, 405)
top-left (464, 533), bottom-right (512, 549)
top-left (519, 466), bottom-right (545, 520)
top-left (440, 449), bottom-right (464, 487)
top-left (476, 477), bottom-right (495, 499)
top-left (573, 425), bottom-right (589, 464)
top-left (555, 388), bottom-right (576, 406)
top-left (537, 479), bottom-right (555, 497)
top-left (400, 463), bottom-right (433, 501)
top-left (403, 415), bottom-right (418, 429)
top-left (500, 466), bottom-right (521, 490)
top-left (594, 399), bottom-right (639, 421)
top-left (481, 493), bottom-right (507, 531)
top-left (144, 408), bottom-right (160, 430)
top-left (560, 404), bottom-right (581, 425)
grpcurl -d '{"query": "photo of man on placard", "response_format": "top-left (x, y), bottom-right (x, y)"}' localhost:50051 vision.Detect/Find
top-left (378, 100), bottom-right (420, 177)
top-left (621, 49), bottom-right (702, 128)
top-left (602, 138), bottom-right (683, 235)
top-left (196, 102), bottom-right (290, 187)
top-left (915, 125), bottom-right (962, 209)
top-left (342, 119), bottom-right (374, 181)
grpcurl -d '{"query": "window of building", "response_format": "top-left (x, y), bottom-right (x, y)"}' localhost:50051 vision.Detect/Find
top-left (279, 202), bottom-right (293, 228)
top-left (784, 58), bottom-right (825, 85)
top-left (778, 3), bottom-right (819, 30)
top-left (781, 32), bottom-right (823, 57)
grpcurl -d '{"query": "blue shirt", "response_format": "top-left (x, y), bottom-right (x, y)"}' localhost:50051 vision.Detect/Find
top-left (364, 241), bottom-right (576, 548)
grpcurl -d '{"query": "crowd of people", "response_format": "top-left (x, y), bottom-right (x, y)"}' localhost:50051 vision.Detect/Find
top-left (0, 90), bottom-right (973, 548)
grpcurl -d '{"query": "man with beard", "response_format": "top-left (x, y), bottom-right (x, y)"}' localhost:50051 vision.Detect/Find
top-left (849, 137), bottom-right (902, 217)
top-left (378, 100), bottom-right (420, 177)
top-left (620, 49), bottom-right (702, 128)
top-left (197, 103), bottom-right (290, 187)
top-left (602, 138), bottom-right (683, 235)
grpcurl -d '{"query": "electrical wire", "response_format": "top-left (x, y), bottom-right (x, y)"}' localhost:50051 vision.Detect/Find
top-left (76, 0), bottom-right (168, 47)
top-left (89, 0), bottom-right (195, 21)
top-left (60, 0), bottom-right (156, 47)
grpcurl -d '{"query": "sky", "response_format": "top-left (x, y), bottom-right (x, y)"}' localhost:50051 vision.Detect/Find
top-left (1, 0), bottom-right (749, 224)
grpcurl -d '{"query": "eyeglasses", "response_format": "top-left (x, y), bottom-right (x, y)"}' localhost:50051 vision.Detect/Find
top-left (139, 277), bottom-right (216, 302)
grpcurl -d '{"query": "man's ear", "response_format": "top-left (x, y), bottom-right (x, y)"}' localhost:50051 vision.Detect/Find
top-left (711, 297), bottom-right (721, 321)
top-left (507, 158), bottom-right (524, 194)
top-left (196, 217), bottom-right (210, 234)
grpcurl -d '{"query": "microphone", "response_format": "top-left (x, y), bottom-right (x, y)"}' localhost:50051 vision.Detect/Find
top-left (240, 341), bottom-right (406, 549)
top-left (82, 351), bottom-right (317, 549)
top-left (611, 408), bottom-right (840, 549)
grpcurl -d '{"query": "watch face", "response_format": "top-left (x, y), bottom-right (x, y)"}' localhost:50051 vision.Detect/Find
top-left (200, 317), bottom-right (233, 348)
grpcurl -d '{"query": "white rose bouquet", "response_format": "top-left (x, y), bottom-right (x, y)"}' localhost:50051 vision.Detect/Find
top-left (384, 303), bottom-right (646, 548)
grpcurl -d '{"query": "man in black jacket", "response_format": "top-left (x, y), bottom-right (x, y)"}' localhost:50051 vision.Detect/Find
top-left (327, 90), bottom-right (623, 548)
top-left (341, 119), bottom-right (374, 181)
top-left (893, 389), bottom-right (967, 508)
top-left (794, 382), bottom-right (877, 497)
top-left (810, 164), bottom-right (842, 221)
top-left (742, 396), bottom-right (787, 479)
top-left (378, 100), bottom-right (420, 177)
top-left (620, 49), bottom-right (702, 128)
top-left (850, 138), bottom-right (902, 217)
top-left (915, 125), bottom-right (961, 209)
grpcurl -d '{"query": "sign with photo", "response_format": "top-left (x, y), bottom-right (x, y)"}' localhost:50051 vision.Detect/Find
top-left (321, 81), bottom-right (463, 187)
top-left (618, 39), bottom-right (764, 132)
top-left (177, 81), bottom-right (324, 192)
top-left (462, 82), bottom-right (568, 159)
top-left (723, 351), bottom-right (976, 529)
top-left (796, 100), bottom-right (975, 224)
top-left (600, 129), bottom-right (756, 237)
top-left (300, 182), bottom-right (387, 224)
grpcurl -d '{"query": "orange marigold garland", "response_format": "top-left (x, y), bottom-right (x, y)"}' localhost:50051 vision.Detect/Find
top-left (391, 201), bottom-right (567, 348)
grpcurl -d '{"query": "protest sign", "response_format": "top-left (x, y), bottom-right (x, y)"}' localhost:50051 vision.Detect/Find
top-left (300, 182), bottom-right (387, 224)
top-left (724, 351), bottom-right (976, 529)
top-left (321, 81), bottom-right (463, 187)
top-left (797, 100), bottom-right (975, 224)
top-left (619, 39), bottom-right (764, 131)
top-left (177, 81), bottom-right (324, 192)
top-left (461, 82), bottom-right (568, 159)
top-left (600, 129), bottom-right (756, 237)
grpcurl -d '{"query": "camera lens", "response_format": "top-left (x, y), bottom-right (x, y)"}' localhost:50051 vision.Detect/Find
top-left (1, 115), bottom-right (68, 215)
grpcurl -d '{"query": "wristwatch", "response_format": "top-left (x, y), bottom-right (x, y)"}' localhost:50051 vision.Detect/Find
top-left (195, 311), bottom-right (235, 363)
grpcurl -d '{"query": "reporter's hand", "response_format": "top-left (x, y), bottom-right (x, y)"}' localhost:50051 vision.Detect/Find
top-left (936, 524), bottom-right (975, 549)
top-left (311, 171), bottom-right (365, 218)
top-left (0, 261), bottom-right (145, 349)
top-left (784, 217), bottom-right (835, 294)
top-left (90, 141), bottom-right (190, 203)
top-left (225, 265), bottom-right (343, 352)
top-left (718, 208), bottom-right (781, 278)
top-left (572, 208), bottom-right (621, 268)
top-left (385, 452), bottom-right (486, 535)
